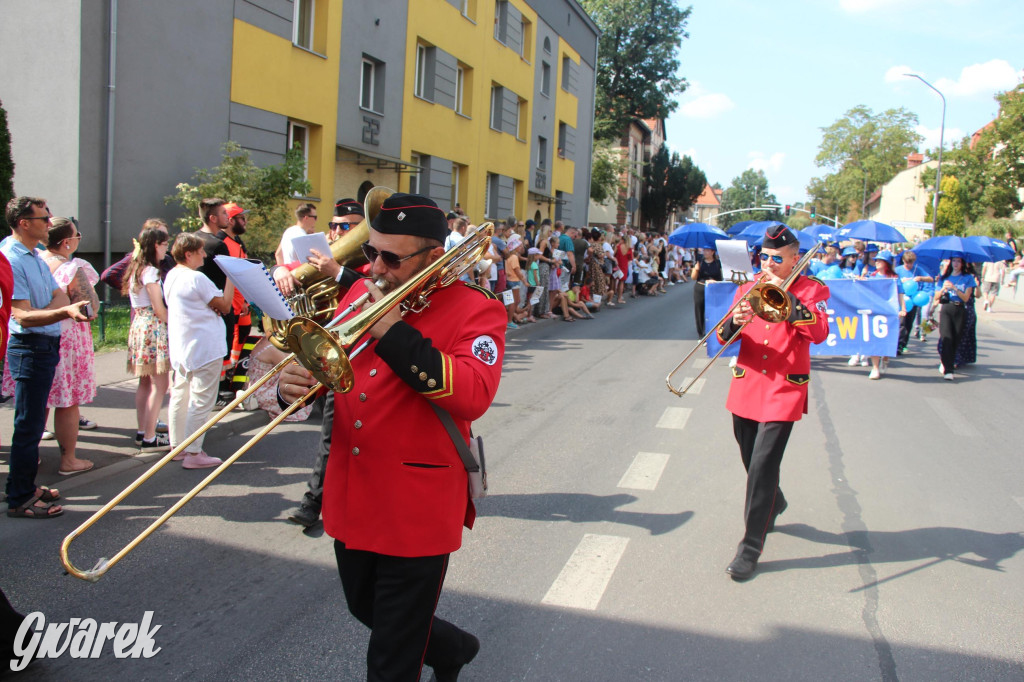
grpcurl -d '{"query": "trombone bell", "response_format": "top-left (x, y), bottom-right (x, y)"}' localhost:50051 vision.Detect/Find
top-left (285, 317), bottom-right (354, 393)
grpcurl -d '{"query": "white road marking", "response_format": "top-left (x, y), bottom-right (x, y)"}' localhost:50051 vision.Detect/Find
top-left (656, 406), bottom-right (692, 430)
top-left (541, 534), bottom-right (630, 611)
top-left (618, 452), bottom-right (670, 490)
top-left (679, 377), bottom-right (705, 394)
top-left (924, 397), bottom-right (981, 438)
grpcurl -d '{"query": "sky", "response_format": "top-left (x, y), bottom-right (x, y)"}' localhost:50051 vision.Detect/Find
top-left (662, 0), bottom-right (1024, 204)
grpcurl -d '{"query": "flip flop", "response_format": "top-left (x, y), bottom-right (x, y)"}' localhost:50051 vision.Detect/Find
top-left (7, 494), bottom-right (64, 519)
top-left (58, 461), bottom-right (95, 476)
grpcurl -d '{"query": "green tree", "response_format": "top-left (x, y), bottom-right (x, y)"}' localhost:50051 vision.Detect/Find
top-left (717, 169), bottom-right (777, 229)
top-left (924, 174), bottom-right (967, 235)
top-left (582, 0), bottom-right (691, 141)
top-left (808, 105), bottom-right (923, 222)
top-left (590, 141), bottom-right (628, 205)
top-left (0, 100), bottom-right (14, 223)
top-left (640, 146), bottom-right (706, 232)
top-left (166, 141), bottom-right (310, 254)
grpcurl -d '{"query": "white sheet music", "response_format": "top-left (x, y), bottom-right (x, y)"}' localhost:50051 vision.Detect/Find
top-left (717, 239), bottom-right (752, 280)
top-left (290, 232), bottom-right (332, 264)
top-left (213, 256), bottom-right (293, 320)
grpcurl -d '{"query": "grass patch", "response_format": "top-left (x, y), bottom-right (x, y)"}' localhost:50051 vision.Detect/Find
top-left (92, 304), bottom-right (131, 351)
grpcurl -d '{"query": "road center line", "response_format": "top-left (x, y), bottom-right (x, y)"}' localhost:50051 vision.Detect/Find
top-left (541, 534), bottom-right (630, 611)
top-left (924, 397), bottom-right (980, 438)
top-left (656, 406), bottom-right (692, 430)
top-left (617, 452), bottom-right (670, 490)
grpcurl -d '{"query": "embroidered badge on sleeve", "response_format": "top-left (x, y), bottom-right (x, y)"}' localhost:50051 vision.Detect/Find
top-left (472, 335), bottom-right (498, 366)
top-left (816, 300), bottom-right (827, 312)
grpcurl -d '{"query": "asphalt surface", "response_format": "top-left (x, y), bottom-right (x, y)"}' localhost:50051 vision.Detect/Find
top-left (1, 282), bottom-right (1023, 681)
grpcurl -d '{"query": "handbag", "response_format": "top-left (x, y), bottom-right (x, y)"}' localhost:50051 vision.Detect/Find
top-left (428, 403), bottom-right (487, 499)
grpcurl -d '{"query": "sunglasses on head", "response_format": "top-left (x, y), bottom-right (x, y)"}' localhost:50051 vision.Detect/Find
top-left (759, 253), bottom-right (785, 264)
top-left (360, 242), bottom-right (434, 269)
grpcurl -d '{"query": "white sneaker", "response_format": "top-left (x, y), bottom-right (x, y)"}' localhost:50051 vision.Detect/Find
top-left (939, 363), bottom-right (945, 375)
top-left (848, 354), bottom-right (860, 366)
top-left (943, 373), bottom-right (954, 381)
top-left (868, 368), bottom-right (881, 380)
top-left (41, 430), bottom-right (55, 440)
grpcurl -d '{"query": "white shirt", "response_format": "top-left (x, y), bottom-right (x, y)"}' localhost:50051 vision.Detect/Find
top-left (164, 266), bottom-right (226, 372)
top-left (128, 265), bottom-right (161, 308)
top-left (279, 224), bottom-right (308, 264)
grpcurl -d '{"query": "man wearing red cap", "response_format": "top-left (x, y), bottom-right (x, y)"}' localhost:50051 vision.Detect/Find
top-left (219, 202), bottom-right (252, 397)
top-left (716, 223), bottom-right (830, 581)
top-left (279, 192), bottom-right (505, 681)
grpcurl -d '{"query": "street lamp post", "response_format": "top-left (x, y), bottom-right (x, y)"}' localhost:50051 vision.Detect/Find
top-left (904, 73), bottom-right (946, 232)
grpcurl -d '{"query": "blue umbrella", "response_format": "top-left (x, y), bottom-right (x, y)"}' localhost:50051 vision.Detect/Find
top-left (965, 235), bottom-right (1015, 262)
top-left (735, 220), bottom-right (774, 241)
top-left (667, 222), bottom-right (730, 250)
top-left (912, 235), bottom-right (992, 263)
top-left (840, 219), bottom-right (907, 244)
top-left (726, 219), bottom-right (756, 236)
top-left (801, 223), bottom-right (837, 242)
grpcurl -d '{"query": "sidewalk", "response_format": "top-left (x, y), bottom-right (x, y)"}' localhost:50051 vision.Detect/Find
top-left (0, 350), bottom-right (263, 500)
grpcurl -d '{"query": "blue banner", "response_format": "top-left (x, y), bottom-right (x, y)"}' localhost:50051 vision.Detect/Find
top-left (705, 279), bottom-right (900, 357)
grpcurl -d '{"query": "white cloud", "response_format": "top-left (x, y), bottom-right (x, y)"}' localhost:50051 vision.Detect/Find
top-left (915, 124), bottom-right (965, 150)
top-left (678, 93), bottom-right (734, 119)
top-left (748, 152), bottom-right (785, 173)
top-left (680, 147), bottom-right (699, 162)
top-left (884, 65), bottom-right (917, 84)
top-left (934, 59), bottom-right (1023, 97)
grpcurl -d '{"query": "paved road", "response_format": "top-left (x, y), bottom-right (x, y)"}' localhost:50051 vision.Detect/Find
top-left (2, 283), bottom-right (1023, 681)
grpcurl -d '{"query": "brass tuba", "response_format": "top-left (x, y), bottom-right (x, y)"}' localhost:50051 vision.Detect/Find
top-left (264, 187), bottom-right (394, 349)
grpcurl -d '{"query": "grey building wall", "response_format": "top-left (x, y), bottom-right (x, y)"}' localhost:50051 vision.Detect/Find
top-left (496, 174), bottom-right (515, 220)
top-left (338, 0), bottom-right (408, 161)
top-left (431, 48), bottom-right (458, 111)
top-left (0, 0), bottom-right (82, 223)
top-left (234, 0), bottom-right (292, 41)
top-left (229, 103), bottom-right (288, 168)
top-left (529, 21), bottom-right (558, 198)
top-left (571, 59), bottom-right (596, 225)
top-left (526, 0), bottom-right (599, 69)
top-left (422, 155), bottom-right (453, 211)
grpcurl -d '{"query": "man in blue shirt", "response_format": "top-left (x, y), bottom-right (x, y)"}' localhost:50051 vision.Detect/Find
top-left (896, 250), bottom-right (934, 348)
top-left (3, 197), bottom-right (90, 519)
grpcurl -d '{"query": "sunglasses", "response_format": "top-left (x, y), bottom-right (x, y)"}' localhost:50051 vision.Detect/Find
top-left (330, 222), bottom-right (353, 231)
top-left (360, 242), bottom-right (434, 268)
top-left (759, 253), bottom-right (785, 264)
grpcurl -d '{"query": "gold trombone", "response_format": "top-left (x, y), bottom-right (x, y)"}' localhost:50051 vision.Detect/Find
top-left (665, 243), bottom-right (821, 396)
top-left (60, 221), bottom-right (494, 582)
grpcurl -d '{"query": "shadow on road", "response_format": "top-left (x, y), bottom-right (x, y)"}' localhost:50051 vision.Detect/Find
top-left (477, 492), bottom-right (692, 536)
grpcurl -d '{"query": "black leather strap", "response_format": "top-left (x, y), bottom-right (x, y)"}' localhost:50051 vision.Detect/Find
top-left (427, 402), bottom-right (479, 473)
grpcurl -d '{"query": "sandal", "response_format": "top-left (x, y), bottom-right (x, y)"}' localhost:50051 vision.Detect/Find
top-left (58, 461), bottom-right (95, 476)
top-left (37, 486), bottom-right (60, 502)
top-left (7, 494), bottom-right (64, 519)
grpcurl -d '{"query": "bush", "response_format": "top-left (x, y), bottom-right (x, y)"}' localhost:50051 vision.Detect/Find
top-left (91, 304), bottom-right (131, 351)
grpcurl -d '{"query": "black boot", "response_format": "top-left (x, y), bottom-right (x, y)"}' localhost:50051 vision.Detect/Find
top-left (429, 633), bottom-right (480, 682)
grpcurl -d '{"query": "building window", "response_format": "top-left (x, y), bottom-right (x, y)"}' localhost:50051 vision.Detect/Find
top-left (543, 36), bottom-right (551, 54)
top-left (521, 18), bottom-right (532, 59)
top-left (360, 58), bottom-right (387, 113)
top-left (456, 66), bottom-right (465, 115)
top-left (493, 0), bottom-right (505, 42)
top-left (415, 44), bottom-right (428, 99)
top-left (537, 137), bottom-right (547, 170)
top-left (541, 61), bottom-right (550, 97)
top-left (558, 122), bottom-right (567, 158)
top-left (561, 55), bottom-right (573, 93)
top-left (293, 0), bottom-right (315, 50)
top-left (516, 97), bottom-right (526, 140)
top-left (451, 165), bottom-right (463, 211)
top-left (484, 173), bottom-right (494, 219)
top-left (409, 154), bottom-right (421, 195)
top-left (288, 121), bottom-right (309, 184)
top-left (490, 85), bottom-right (503, 130)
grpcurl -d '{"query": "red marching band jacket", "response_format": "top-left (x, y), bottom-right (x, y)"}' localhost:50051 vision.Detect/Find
top-left (717, 275), bottom-right (830, 423)
top-left (321, 278), bottom-right (507, 557)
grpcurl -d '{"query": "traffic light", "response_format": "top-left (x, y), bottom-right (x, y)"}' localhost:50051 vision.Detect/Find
top-left (809, 205), bottom-right (816, 220)
top-left (784, 205), bottom-right (791, 217)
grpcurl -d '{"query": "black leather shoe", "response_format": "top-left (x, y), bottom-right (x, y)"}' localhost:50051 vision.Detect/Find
top-left (766, 498), bottom-right (788, 533)
top-left (429, 633), bottom-right (480, 682)
top-left (287, 505), bottom-right (320, 528)
top-left (726, 555), bottom-right (757, 581)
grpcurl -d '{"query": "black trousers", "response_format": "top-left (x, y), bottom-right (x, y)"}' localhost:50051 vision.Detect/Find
top-left (694, 282), bottom-right (708, 338)
top-left (732, 415), bottom-right (793, 559)
top-left (335, 541), bottom-right (474, 682)
top-left (0, 587), bottom-right (24, 662)
top-left (301, 391), bottom-right (334, 512)
top-left (939, 302), bottom-right (965, 373)
top-left (898, 304), bottom-right (916, 349)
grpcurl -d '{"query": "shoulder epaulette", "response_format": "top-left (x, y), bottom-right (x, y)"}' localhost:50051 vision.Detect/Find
top-left (805, 275), bottom-right (826, 287)
top-left (464, 283), bottom-right (498, 300)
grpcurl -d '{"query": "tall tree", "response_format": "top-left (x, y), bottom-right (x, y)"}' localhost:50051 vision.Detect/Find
top-left (941, 83), bottom-right (1024, 220)
top-left (924, 174), bottom-right (967, 235)
top-left (717, 169), bottom-right (777, 229)
top-left (0, 100), bottom-right (14, 222)
top-left (582, 0), bottom-right (691, 141)
top-left (808, 105), bottom-right (923, 222)
top-left (590, 141), bottom-right (628, 205)
top-left (640, 146), bottom-right (706, 232)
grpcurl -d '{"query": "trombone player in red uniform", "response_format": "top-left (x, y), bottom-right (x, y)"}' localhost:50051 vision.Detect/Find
top-left (279, 192), bottom-right (506, 681)
top-left (715, 224), bottom-right (830, 581)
